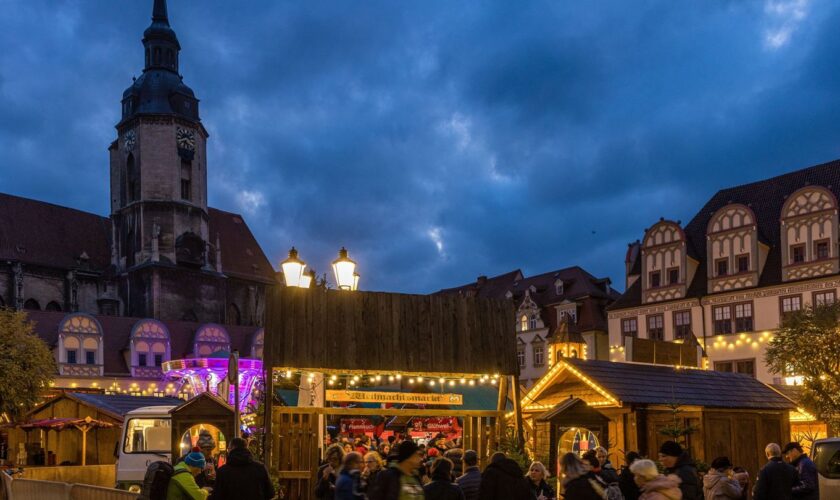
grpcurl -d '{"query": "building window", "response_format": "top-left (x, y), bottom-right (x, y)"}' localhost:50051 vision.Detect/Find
top-left (734, 302), bottom-right (754, 332)
top-left (23, 299), bottom-right (41, 311)
top-left (555, 279), bottom-right (564, 295)
top-left (673, 310), bottom-right (691, 340)
top-left (533, 345), bottom-right (545, 367)
top-left (815, 239), bottom-right (830, 260)
top-left (714, 359), bottom-right (756, 378)
top-left (713, 305), bottom-right (732, 335)
top-left (667, 268), bottom-right (679, 285)
top-left (780, 295), bottom-right (802, 318)
top-left (138, 353), bottom-right (148, 367)
top-left (529, 317), bottom-right (538, 330)
top-left (737, 254), bottom-right (750, 273)
top-left (520, 315), bottom-right (528, 331)
top-left (647, 314), bottom-right (664, 341)
top-left (622, 318), bottom-right (638, 338)
top-left (67, 350), bottom-right (77, 364)
top-left (791, 244), bottom-right (806, 264)
top-left (180, 161), bottom-right (192, 201)
top-left (558, 307), bottom-right (577, 324)
top-left (154, 354), bottom-right (164, 367)
top-left (716, 258), bottom-right (728, 277)
top-left (85, 350), bottom-right (96, 365)
top-left (814, 290), bottom-right (836, 307)
top-left (517, 348), bottom-right (525, 369)
top-left (649, 271), bottom-right (661, 288)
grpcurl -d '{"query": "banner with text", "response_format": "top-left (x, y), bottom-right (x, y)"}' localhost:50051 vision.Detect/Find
top-left (326, 390), bottom-right (463, 406)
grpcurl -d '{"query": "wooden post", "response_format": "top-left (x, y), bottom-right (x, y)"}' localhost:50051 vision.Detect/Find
top-left (512, 375), bottom-right (524, 450)
top-left (81, 427), bottom-right (88, 466)
top-left (496, 375), bottom-right (509, 443)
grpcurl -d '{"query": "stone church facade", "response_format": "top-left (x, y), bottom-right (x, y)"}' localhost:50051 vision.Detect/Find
top-left (0, 0), bottom-right (275, 327)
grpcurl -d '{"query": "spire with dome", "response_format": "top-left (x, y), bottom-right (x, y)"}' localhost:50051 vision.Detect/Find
top-left (120, 0), bottom-right (200, 124)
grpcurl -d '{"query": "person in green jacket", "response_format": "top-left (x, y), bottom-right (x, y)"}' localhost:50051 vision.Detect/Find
top-left (168, 451), bottom-right (210, 500)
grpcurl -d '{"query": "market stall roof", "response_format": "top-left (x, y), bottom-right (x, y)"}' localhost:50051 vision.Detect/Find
top-left (524, 358), bottom-right (796, 411)
top-left (25, 392), bottom-right (183, 422)
top-left (17, 417), bottom-right (115, 431)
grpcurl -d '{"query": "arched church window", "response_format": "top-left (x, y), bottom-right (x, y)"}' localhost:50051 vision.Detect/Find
top-left (250, 328), bottom-right (264, 359)
top-left (180, 160), bottom-right (191, 201)
top-left (24, 299), bottom-right (40, 311)
top-left (46, 301), bottom-right (62, 312)
top-left (153, 47), bottom-right (161, 65)
top-left (520, 315), bottom-right (528, 331)
top-left (167, 49), bottom-right (174, 67)
top-left (127, 154), bottom-right (139, 202)
top-left (228, 303), bottom-right (241, 326)
top-left (145, 48), bottom-right (150, 67)
top-left (182, 309), bottom-right (198, 322)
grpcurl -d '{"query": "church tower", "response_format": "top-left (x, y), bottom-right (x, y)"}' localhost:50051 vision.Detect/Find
top-left (109, 0), bottom-right (217, 319)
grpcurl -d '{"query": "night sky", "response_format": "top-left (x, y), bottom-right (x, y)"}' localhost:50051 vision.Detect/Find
top-left (2, 0), bottom-right (839, 294)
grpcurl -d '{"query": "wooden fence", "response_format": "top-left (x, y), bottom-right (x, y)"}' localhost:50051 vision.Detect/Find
top-left (3, 478), bottom-right (137, 500)
top-left (265, 288), bottom-right (517, 375)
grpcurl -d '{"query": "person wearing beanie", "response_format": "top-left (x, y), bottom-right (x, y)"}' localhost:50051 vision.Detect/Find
top-left (703, 457), bottom-right (742, 500)
top-left (167, 451), bottom-right (209, 500)
top-left (658, 440), bottom-right (702, 500)
top-left (424, 457), bottom-right (465, 500)
top-left (369, 440), bottom-right (425, 500)
top-left (478, 451), bottom-right (532, 500)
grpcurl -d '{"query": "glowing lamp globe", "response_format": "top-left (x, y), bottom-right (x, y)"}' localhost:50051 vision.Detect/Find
top-left (332, 247), bottom-right (357, 290)
top-left (281, 247), bottom-right (306, 287)
top-left (300, 269), bottom-right (316, 289)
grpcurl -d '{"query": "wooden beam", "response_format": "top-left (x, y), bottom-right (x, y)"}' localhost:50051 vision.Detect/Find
top-left (270, 366), bottom-right (505, 379)
top-left (512, 374), bottom-right (524, 448)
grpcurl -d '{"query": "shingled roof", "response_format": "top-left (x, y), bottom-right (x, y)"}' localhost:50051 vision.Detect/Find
top-left (0, 192), bottom-right (275, 283)
top-left (64, 393), bottom-right (183, 419)
top-left (563, 358), bottom-right (795, 409)
top-left (611, 158), bottom-right (840, 310)
top-left (0, 193), bottom-right (112, 271)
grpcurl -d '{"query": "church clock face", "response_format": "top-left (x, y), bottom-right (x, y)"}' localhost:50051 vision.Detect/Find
top-left (123, 129), bottom-right (136, 152)
top-left (176, 127), bottom-right (196, 151)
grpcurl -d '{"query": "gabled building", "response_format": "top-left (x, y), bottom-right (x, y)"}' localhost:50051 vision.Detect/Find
top-left (607, 159), bottom-right (840, 440)
top-left (438, 266), bottom-right (619, 387)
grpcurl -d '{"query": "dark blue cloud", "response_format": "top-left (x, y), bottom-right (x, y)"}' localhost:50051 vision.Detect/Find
top-left (1, 0), bottom-right (838, 293)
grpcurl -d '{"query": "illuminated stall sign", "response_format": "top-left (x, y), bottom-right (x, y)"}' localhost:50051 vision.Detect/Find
top-left (326, 390), bottom-right (463, 406)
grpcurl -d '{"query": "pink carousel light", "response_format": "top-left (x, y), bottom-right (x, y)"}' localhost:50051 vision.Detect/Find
top-left (162, 356), bottom-right (263, 412)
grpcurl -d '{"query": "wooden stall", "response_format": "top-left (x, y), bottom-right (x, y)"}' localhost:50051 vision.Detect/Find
top-left (263, 287), bottom-right (518, 499)
top-left (6, 393), bottom-right (181, 466)
top-left (522, 358), bottom-right (795, 480)
top-left (169, 393), bottom-right (235, 460)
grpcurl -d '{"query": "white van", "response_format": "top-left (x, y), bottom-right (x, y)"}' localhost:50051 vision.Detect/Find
top-left (812, 437), bottom-right (840, 500)
top-left (116, 405), bottom-right (176, 491)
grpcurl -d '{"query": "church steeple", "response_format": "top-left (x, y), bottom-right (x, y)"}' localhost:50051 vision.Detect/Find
top-left (143, 0), bottom-right (180, 73)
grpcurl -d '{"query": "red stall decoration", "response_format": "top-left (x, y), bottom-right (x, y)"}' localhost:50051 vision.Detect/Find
top-left (340, 418), bottom-right (376, 434)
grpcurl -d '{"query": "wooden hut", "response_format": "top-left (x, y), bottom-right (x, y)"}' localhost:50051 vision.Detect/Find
top-left (169, 392), bottom-right (235, 459)
top-left (522, 358), bottom-right (795, 478)
top-left (263, 287), bottom-right (518, 499)
top-left (6, 393), bottom-right (181, 466)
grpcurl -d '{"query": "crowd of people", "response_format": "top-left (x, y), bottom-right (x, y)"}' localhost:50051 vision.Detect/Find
top-left (152, 430), bottom-right (819, 500)
top-left (312, 435), bottom-right (820, 500)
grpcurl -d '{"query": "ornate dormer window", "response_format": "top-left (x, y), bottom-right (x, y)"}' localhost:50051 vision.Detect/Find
top-left (58, 314), bottom-right (103, 377)
top-left (250, 328), bottom-right (265, 359)
top-left (193, 324), bottom-right (230, 356)
top-left (555, 279), bottom-right (564, 295)
top-left (130, 319), bottom-right (170, 377)
top-left (516, 291), bottom-right (543, 332)
top-left (707, 204), bottom-right (761, 293)
top-left (780, 186), bottom-right (839, 281)
top-left (641, 219), bottom-right (694, 303)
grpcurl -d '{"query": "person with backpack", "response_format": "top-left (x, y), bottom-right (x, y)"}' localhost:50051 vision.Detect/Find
top-left (582, 451), bottom-right (624, 500)
top-left (659, 440), bottom-right (701, 500)
top-left (368, 440), bottom-right (425, 500)
top-left (559, 452), bottom-right (605, 500)
top-left (208, 437), bottom-right (274, 500)
top-left (167, 451), bottom-right (210, 500)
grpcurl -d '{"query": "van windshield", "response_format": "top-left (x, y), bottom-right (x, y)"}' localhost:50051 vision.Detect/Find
top-left (123, 418), bottom-right (171, 454)
top-left (814, 441), bottom-right (840, 479)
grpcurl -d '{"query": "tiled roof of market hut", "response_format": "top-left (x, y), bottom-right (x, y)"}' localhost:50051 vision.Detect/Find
top-left (529, 358), bottom-right (795, 410)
